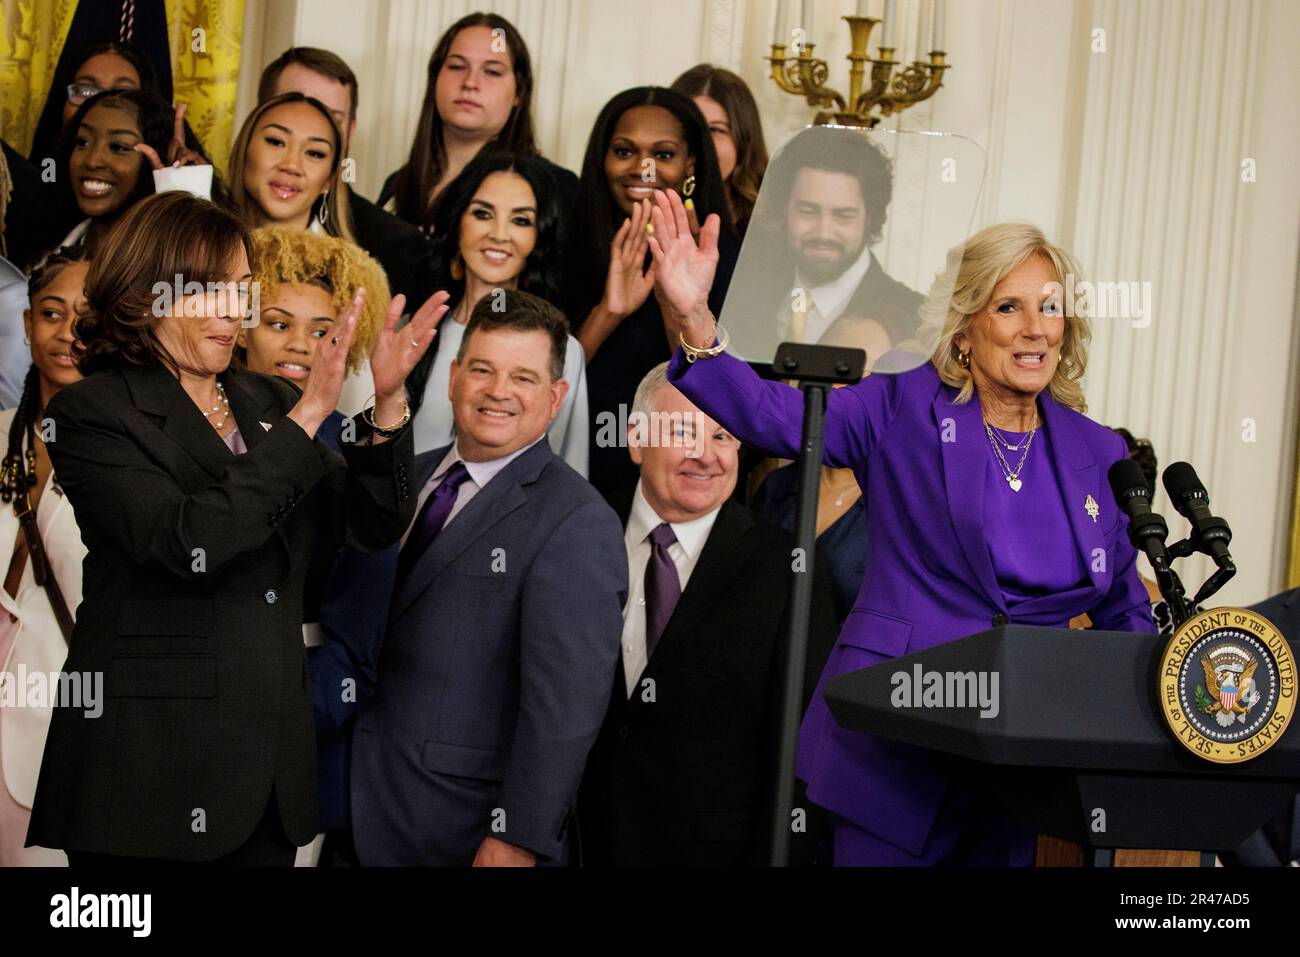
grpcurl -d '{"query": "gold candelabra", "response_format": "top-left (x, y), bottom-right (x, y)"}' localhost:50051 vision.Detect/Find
top-left (768, 16), bottom-right (949, 128)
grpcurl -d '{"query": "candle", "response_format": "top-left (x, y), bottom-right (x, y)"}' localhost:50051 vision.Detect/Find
top-left (774, 0), bottom-right (789, 44)
top-left (883, 0), bottom-right (897, 48)
top-left (917, 0), bottom-right (932, 56)
top-left (801, 0), bottom-right (813, 38)
top-left (934, 0), bottom-right (946, 50)
top-left (856, 0), bottom-right (870, 16)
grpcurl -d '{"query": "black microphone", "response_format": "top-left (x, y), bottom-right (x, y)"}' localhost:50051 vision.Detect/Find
top-left (1111, 459), bottom-right (1192, 623)
top-left (1162, 462), bottom-right (1234, 570)
top-left (1108, 459), bottom-right (1172, 572)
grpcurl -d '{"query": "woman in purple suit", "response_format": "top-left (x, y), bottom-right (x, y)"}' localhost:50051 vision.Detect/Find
top-left (644, 190), bottom-right (1156, 866)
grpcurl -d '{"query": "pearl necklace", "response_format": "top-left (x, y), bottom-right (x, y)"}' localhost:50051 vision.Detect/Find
top-left (201, 381), bottom-right (231, 431)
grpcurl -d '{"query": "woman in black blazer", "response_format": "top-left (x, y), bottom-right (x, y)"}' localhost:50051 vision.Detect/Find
top-left (25, 191), bottom-right (445, 865)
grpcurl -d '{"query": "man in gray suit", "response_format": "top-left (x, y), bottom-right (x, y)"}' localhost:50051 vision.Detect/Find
top-left (351, 289), bottom-right (626, 865)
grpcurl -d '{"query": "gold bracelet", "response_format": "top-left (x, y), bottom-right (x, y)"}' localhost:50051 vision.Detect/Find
top-left (362, 398), bottom-right (411, 436)
top-left (679, 323), bottom-right (730, 363)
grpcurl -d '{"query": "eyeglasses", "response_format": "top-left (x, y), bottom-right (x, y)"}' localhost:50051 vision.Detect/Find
top-left (66, 83), bottom-right (103, 106)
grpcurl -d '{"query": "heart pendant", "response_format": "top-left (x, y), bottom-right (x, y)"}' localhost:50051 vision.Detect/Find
top-left (1008, 477), bottom-right (1023, 492)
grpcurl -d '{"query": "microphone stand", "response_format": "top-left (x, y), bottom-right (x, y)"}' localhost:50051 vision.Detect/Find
top-left (1152, 557), bottom-right (1192, 632)
top-left (767, 342), bottom-right (864, 867)
top-left (1165, 536), bottom-right (1236, 612)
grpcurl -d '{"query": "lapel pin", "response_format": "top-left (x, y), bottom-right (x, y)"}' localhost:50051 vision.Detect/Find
top-left (1084, 494), bottom-right (1100, 523)
top-left (259, 421), bottom-right (272, 432)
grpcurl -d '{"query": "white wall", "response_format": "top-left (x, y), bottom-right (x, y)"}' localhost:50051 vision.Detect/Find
top-left (241, 0), bottom-right (1300, 606)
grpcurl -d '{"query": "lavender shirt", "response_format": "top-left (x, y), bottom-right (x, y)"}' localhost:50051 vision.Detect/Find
top-left (221, 428), bottom-right (248, 456)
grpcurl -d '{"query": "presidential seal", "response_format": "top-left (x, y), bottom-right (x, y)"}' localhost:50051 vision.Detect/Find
top-left (1158, 608), bottom-right (1294, 764)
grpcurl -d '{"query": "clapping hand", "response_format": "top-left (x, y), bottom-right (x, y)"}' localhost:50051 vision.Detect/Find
top-left (289, 288), bottom-right (364, 436)
top-left (601, 198), bottom-right (656, 319)
top-left (370, 289), bottom-right (451, 402)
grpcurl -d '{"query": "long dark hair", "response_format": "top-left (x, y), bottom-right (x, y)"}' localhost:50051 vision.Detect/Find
top-left (755, 125), bottom-right (894, 247)
top-left (56, 88), bottom-right (217, 228)
top-left (381, 12), bottom-right (539, 232)
top-left (670, 64), bottom-right (768, 236)
top-left (430, 152), bottom-right (563, 304)
top-left (408, 151), bottom-right (564, 414)
top-left (28, 40), bottom-right (162, 165)
top-left (73, 192), bottom-right (254, 376)
top-left (564, 86), bottom-right (733, 326)
top-left (2, 248), bottom-right (91, 504)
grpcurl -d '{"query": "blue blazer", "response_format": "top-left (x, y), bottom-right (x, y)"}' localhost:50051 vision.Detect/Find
top-left (349, 438), bottom-right (627, 864)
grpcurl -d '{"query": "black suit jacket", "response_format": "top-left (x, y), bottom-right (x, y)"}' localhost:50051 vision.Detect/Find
top-left (347, 187), bottom-right (436, 308)
top-left (826, 252), bottom-right (926, 346)
top-left (578, 492), bottom-right (838, 865)
top-left (745, 241), bottom-right (926, 349)
top-left (27, 363), bottom-right (415, 860)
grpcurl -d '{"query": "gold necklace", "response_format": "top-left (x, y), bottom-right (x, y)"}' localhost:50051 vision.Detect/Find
top-left (984, 419), bottom-right (1036, 492)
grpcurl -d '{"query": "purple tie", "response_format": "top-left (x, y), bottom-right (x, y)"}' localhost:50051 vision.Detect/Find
top-left (398, 461), bottom-right (472, 579)
top-left (644, 523), bottom-right (681, 659)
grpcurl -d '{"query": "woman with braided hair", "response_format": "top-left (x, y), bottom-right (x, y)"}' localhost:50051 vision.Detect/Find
top-left (0, 248), bottom-right (89, 866)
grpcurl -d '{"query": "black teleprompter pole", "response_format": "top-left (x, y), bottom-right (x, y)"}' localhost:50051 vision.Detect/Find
top-left (767, 343), bottom-right (864, 866)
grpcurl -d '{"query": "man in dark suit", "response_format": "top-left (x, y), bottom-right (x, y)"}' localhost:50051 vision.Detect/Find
top-left (578, 362), bottom-right (838, 866)
top-left (257, 47), bottom-right (435, 308)
top-left (350, 289), bottom-right (626, 866)
top-left (740, 125), bottom-right (924, 357)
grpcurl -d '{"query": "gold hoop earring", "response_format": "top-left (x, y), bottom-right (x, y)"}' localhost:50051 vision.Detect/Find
top-left (681, 174), bottom-right (696, 198)
top-left (957, 350), bottom-right (970, 369)
top-left (450, 255), bottom-right (464, 281)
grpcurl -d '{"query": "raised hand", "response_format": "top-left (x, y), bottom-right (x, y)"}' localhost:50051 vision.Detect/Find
top-left (133, 103), bottom-right (207, 169)
top-left (647, 188), bottom-right (720, 323)
top-left (370, 289), bottom-right (451, 401)
top-left (601, 198), bottom-right (656, 319)
top-left (289, 288), bottom-right (363, 436)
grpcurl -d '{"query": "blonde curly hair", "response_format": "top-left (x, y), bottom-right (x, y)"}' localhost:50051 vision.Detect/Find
top-left (925, 222), bottom-right (1092, 413)
top-left (249, 227), bottom-right (390, 374)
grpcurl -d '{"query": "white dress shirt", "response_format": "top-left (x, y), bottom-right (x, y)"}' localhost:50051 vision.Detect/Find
top-left (401, 433), bottom-right (548, 547)
top-left (619, 480), bottom-right (722, 696)
top-left (779, 244), bottom-right (875, 342)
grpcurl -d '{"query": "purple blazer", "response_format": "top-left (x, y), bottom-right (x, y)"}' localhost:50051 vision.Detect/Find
top-left (667, 349), bottom-right (1156, 859)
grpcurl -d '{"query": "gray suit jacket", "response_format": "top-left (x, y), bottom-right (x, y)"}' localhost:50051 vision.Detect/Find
top-left (350, 438), bottom-right (627, 864)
